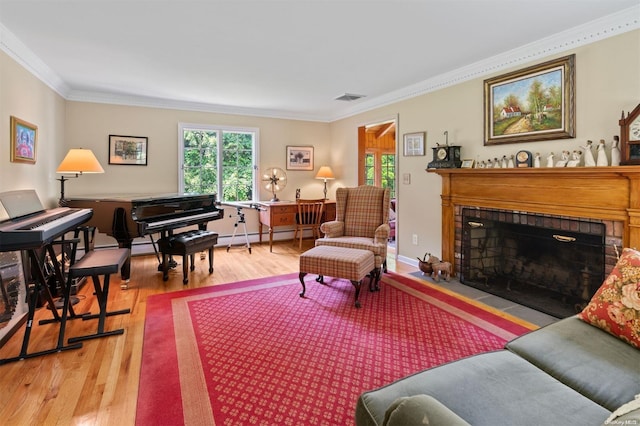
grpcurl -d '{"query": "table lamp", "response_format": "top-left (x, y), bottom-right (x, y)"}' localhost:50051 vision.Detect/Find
top-left (315, 166), bottom-right (335, 200)
top-left (56, 148), bottom-right (104, 203)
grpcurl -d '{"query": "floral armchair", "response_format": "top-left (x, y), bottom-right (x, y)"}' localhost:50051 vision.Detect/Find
top-left (316, 185), bottom-right (390, 287)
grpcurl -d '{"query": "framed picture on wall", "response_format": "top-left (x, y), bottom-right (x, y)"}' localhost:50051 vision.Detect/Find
top-left (484, 54), bottom-right (575, 145)
top-left (403, 132), bottom-right (425, 156)
top-left (286, 145), bottom-right (314, 170)
top-left (10, 116), bottom-right (37, 164)
top-left (109, 135), bottom-right (148, 165)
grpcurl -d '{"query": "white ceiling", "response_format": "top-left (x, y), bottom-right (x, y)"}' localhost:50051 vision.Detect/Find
top-left (0, 1), bottom-right (638, 122)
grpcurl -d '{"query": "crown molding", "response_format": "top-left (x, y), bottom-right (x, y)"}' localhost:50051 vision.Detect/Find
top-left (0, 22), bottom-right (70, 97)
top-left (1, 5), bottom-right (638, 123)
top-left (329, 4), bottom-right (640, 122)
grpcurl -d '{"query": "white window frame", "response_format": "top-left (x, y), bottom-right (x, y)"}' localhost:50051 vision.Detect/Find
top-left (178, 122), bottom-right (260, 202)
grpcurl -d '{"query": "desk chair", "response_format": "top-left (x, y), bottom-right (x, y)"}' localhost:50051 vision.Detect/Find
top-left (293, 199), bottom-right (325, 251)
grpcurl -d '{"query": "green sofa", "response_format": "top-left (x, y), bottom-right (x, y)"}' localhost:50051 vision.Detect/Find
top-left (355, 316), bottom-right (640, 426)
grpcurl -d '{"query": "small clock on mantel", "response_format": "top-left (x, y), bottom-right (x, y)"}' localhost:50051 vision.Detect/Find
top-left (427, 145), bottom-right (462, 169)
top-left (619, 103), bottom-right (640, 165)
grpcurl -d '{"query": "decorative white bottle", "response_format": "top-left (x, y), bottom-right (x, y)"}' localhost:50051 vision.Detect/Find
top-left (533, 152), bottom-right (541, 168)
top-left (610, 136), bottom-right (621, 166)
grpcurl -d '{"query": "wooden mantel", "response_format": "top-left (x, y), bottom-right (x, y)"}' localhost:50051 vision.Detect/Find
top-left (428, 166), bottom-right (640, 269)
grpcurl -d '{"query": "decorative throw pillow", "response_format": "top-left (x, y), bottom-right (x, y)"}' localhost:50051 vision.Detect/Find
top-left (578, 247), bottom-right (640, 348)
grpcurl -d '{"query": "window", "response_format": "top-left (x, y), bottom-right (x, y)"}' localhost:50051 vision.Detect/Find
top-left (364, 150), bottom-right (396, 199)
top-left (178, 123), bottom-right (259, 202)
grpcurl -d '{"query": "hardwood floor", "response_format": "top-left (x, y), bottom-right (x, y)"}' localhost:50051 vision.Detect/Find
top-left (0, 240), bottom-right (409, 425)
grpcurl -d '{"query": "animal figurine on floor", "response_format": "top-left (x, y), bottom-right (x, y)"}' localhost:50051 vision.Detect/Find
top-left (418, 253), bottom-right (452, 282)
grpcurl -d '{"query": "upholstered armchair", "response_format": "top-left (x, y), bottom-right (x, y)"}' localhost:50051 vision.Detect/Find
top-left (316, 185), bottom-right (390, 285)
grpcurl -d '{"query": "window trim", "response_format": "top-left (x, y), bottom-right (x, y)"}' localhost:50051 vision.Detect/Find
top-left (177, 122), bottom-right (260, 201)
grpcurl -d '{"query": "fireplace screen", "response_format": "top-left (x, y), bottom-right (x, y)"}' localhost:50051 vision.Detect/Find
top-left (460, 208), bottom-right (605, 318)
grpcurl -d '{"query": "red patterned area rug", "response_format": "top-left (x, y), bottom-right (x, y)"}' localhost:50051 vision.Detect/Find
top-left (136, 272), bottom-right (534, 425)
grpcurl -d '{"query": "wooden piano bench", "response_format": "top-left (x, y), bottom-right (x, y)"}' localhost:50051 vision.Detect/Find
top-left (157, 230), bottom-right (219, 284)
top-left (65, 248), bottom-right (131, 344)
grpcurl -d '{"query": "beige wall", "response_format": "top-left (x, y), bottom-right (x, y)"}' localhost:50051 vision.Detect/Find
top-left (329, 29), bottom-right (640, 265)
top-left (0, 50), bottom-right (66, 208)
top-left (1, 30), bottom-right (638, 261)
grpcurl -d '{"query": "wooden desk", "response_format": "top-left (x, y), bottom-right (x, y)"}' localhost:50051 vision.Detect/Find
top-left (257, 200), bottom-right (336, 252)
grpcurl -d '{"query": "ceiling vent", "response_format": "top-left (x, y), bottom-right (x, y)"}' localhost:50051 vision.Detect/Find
top-left (334, 93), bottom-right (366, 102)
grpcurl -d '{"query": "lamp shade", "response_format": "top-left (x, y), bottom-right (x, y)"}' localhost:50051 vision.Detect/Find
top-left (315, 166), bottom-right (335, 180)
top-left (56, 148), bottom-right (104, 174)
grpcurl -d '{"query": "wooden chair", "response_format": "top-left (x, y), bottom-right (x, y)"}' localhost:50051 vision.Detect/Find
top-left (293, 199), bottom-right (325, 251)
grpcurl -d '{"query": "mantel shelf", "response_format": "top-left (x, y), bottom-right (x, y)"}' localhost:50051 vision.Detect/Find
top-left (427, 165), bottom-right (640, 177)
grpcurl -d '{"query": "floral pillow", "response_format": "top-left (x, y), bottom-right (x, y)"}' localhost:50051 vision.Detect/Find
top-left (578, 247), bottom-right (640, 348)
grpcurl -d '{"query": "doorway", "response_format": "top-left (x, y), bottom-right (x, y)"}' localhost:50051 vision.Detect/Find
top-left (357, 119), bottom-right (397, 252)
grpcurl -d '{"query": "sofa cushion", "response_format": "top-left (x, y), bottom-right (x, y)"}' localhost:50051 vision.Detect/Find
top-left (506, 316), bottom-right (640, 411)
top-left (578, 247), bottom-right (640, 349)
top-left (355, 350), bottom-right (609, 426)
top-left (383, 395), bottom-right (470, 426)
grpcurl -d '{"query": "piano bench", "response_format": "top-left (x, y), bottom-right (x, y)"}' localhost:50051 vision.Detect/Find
top-left (66, 248), bottom-right (131, 344)
top-left (157, 230), bottom-right (219, 284)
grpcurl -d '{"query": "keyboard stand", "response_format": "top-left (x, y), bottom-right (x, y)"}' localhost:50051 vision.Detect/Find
top-left (0, 246), bottom-right (82, 365)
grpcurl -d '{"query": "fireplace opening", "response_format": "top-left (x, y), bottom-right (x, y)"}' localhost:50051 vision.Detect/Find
top-left (460, 208), bottom-right (605, 318)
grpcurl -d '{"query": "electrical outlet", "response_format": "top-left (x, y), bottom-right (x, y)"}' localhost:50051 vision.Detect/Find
top-left (412, 234), bottom-right (418, 245)
top-left (403, 173), bottom-right (411, 184)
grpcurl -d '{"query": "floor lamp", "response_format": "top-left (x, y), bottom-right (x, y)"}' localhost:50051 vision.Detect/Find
top-left (54, 148), bottom-right (104, 307)
top-left (315, 166), bottom-right (335, 200)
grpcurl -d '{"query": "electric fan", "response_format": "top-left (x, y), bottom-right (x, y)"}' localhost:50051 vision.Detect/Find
top-left (261, 167), bottom-right (287, 201)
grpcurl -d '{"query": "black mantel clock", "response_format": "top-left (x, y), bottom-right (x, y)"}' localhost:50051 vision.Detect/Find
top-left (427, 131), bottom-right (462, 169)
top-left (620, 103), bottom-right (640, 165)
top-left (427, 145), bottom-right (462, 169)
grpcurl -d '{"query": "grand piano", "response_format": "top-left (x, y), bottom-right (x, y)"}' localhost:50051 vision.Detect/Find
top-left (63, 193), bottom-right (223, 280)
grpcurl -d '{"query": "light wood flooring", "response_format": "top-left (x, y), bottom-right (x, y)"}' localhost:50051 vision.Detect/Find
top-left (0, 240), bottom-right (412, 425)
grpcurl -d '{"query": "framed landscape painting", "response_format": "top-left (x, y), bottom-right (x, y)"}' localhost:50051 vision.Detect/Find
top-left (109, 135), bottom-right (148, 165)
top-left (484, 54), bottom-right (575, 145)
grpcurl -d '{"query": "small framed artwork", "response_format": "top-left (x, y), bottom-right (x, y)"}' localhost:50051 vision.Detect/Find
top-left (109, 135), bottom-right (148, 165)
top-left (484, 54), bottom-right (575, 145)
top-left (403, 132), bottom-right (425, 156)
top-left (10, 116), bottom-right (37, 164)
top-left (286, 145), bottom-right (314, 170)
top-left (461, 159), bottom-right (475, 168)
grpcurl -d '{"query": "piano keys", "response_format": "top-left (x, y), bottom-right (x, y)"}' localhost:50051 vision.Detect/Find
top-left (64, 193), bottom-right (223, 280)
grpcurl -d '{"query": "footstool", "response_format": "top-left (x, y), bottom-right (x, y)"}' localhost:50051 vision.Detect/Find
top-left (299, 245), bottom-right (375, 308)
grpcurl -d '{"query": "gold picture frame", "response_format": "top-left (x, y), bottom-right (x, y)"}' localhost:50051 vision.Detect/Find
top-left (461, 159), bottom-right (475, 168)
top-left (10, 116), bottom-right (37, 164)
top-left (484, 54), bottom-right (575, 145)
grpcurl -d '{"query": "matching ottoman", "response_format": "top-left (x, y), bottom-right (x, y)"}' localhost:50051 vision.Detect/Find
top-left (299, 245), bottom-right (375, 308)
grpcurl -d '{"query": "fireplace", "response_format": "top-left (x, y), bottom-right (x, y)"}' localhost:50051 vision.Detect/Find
top-left (428, 167), bottom-right (639, 316)
top-left (460, 207), bottom-right (605, 318)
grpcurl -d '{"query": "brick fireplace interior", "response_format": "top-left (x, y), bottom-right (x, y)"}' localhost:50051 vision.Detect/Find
top-left (459, 207), bottom-right (610, 318)
top-left (430, 167), bottom-right (639, 318)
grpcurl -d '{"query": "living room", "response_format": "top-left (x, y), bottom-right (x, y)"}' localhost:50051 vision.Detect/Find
top-left (0, 1), bottom-right (639, 425)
